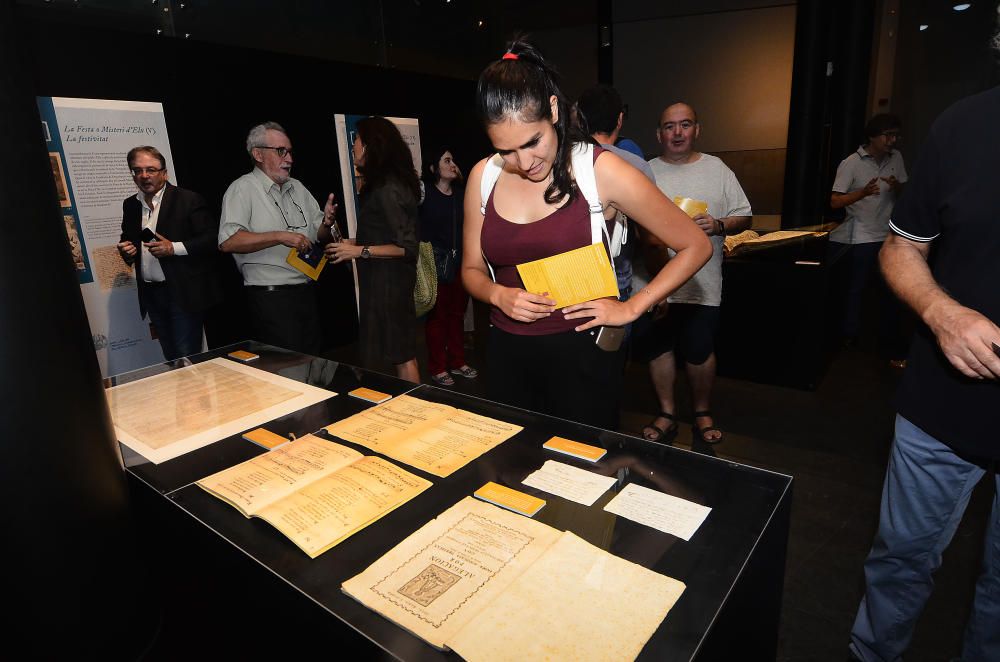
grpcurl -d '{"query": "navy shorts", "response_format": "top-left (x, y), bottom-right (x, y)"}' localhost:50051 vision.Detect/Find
top-left (631, 302), bottom-right (720, 365)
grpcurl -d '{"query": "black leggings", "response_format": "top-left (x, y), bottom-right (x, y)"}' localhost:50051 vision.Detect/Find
top-left (486, 327), bottom-right (623, 431)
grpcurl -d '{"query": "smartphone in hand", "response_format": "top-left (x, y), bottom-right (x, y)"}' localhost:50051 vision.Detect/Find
top-left (595, 325), bottom-right (625, 352)
top-left (140, 227), bottom-right (157, 243)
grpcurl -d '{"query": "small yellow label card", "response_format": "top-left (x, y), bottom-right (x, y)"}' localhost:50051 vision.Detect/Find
top-left (543, 437), bottom-right (607, 462)
top-left (227, 349), bottom-right (260, 362)
top-left (242, 427), bottom-right (290, 450)
top-left (673, 197), bottom-right (709, 219)
top-left (474, 482), bottom-right (546, 517)
top-left (348, 387), bottom-right (393, 404)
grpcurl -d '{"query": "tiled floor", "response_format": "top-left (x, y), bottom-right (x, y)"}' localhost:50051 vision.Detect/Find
top-left (340, 302), bottom-right (994, 661)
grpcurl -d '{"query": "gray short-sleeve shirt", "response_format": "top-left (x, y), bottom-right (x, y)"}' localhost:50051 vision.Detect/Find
top-left (647, 154), bottom-right (752, 306)
top-left (830, 146), bottom-right (908, 244)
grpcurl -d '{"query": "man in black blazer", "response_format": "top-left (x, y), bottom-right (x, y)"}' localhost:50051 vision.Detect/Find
top-left (117, 146), bottom-right (221, 360)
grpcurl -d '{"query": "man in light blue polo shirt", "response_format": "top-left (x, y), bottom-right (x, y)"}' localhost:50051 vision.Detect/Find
top-left (830, 114), bottom-right (908, 357)
top-left (220, 121), bottom-right (338, 354)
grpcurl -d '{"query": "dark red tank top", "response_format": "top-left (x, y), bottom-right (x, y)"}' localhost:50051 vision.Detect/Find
top-left (481, 147), bottom-right (610, 335)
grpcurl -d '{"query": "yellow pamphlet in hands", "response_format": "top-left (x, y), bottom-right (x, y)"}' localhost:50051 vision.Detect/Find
top-left (673, 197), bottom-right (709, 218)
top-left (516, 242), bottom-right (619, 309)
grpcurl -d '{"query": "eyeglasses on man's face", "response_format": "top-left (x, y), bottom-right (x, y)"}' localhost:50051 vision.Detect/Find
top-left (257, 145), bottom-right (293, 158)
top-left (131, 167), bottom-right (165, 176)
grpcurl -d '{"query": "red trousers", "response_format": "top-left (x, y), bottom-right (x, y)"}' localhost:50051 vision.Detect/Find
top-left (425, 278), bottom-right (468, 375)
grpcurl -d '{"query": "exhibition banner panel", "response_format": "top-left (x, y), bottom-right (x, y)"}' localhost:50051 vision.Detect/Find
top-left (37, 96), bottom-right (177, 376)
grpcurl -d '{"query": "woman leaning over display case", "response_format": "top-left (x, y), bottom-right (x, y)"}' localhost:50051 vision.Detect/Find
top-left (461, 39), bottom-right (711, 429)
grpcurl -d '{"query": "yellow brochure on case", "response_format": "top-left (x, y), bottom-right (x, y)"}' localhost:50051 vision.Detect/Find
top-left (242, 427), bottom-right (289, 450)
top-left (543, 436), bottom-right (607, 462)
top-left (227, 349), bottom-right (259, 362)
top-left (516, 242), bottom-right (619, 309)
top-left (673, 196), bottom-right (709, 219)
top-left (474, 481), bottom-right (546, 517)
top-left (349, 387), bottom-right (392, 404)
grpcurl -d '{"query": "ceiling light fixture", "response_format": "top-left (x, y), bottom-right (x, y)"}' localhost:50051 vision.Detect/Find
top-left (952, 3), bottom-right (971, 11)
top-left (919, 24), bottom-right (929, 30)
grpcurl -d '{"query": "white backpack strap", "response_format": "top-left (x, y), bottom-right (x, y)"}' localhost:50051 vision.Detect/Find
top-left (570, 143), bottom-right (608, 248)
top-left (479, 154), bottom-right (505, 281)
top-left (480, 153), bottom-right (504, 215)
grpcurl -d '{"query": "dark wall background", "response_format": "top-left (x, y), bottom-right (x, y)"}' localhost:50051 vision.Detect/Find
top-left (892, 0), bottom-right (1000, 164)
top-left (19, 6), bottom-right (492, 350)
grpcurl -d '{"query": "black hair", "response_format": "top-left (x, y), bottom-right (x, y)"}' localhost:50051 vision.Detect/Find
top-left (421, 143), bottom-right (460, 186)
top-left (576, 84), bottom-right (623, 137)
top-left (475, 37), bottom-right (586, 205)
top-left (355, 116), bottom-right (421, 201)
top-left (864, 113), bottom-right (902, 140)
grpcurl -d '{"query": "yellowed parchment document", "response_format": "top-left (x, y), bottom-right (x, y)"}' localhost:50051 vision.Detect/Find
top-left (256, 456), bottom-right (432, 558)
top-left (342, 497), bottom-right (562, 649)
top-left (197, 435), bottom-right (431, 558)
top-left (448, 531), bottom-right (686, 662)
top-left (324, 395), bottom-right (522, 477)
top-left (196, 434), bottom-right (363, 516)
top-left (516, 242), bottom-right (619, 308)
top-left (108, 357), bottom-right (335, 464)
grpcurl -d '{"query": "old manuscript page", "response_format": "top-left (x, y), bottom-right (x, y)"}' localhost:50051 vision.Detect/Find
top-left (516, 242), bottom-right (619, 308)
top-left (324, 395), bottom-right (522, 477)
top-left (257, 456), bottom-right (432, 558)
top-left (196, 435), bottom-right (363, 516)
top-left (342, 497), bottom-right (561, 649)
top-left (603, 483), bottom-right (712, 541)
top-left (108, 358), bottom-right (335, 464)
top-left (448, 532), bottom-right (686, 662)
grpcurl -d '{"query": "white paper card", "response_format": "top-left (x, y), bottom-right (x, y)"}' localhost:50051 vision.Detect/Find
top-left (521, 460), bottom-right (617, 507)
top-left (603, 483), bottom-right (711, 541)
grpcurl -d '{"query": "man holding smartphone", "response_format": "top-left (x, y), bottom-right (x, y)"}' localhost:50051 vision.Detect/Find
top-left (117, 145), bottom-right (222, 361)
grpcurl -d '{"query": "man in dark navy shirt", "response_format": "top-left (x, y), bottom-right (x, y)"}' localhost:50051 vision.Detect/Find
top-left (849, 85), bottom-right (1000, 661)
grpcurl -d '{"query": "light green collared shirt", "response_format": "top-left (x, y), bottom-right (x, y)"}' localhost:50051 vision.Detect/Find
top-left (219, 167), bottom-right (323, 286)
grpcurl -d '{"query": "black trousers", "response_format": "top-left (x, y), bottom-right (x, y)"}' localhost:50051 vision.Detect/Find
top-left (487, 326), bottom-right (623, 431)
top-left (244, 285), bottom-right (322, 356)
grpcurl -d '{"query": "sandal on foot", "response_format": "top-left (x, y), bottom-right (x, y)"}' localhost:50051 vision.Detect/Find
top-left (641, 412), bottom-right (678, 444)
top-left (450, 365), bottom-right (478, 379)
top-left (693, 410), bottom-right (723, 444)
top-left (430, 371), bottom-right (455, 386)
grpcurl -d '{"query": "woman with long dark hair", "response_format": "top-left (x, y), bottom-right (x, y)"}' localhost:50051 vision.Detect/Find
top-left (420, 144), bottom-right (478, 386)
top-left (326, 116), bottom-right (421, 382)
top-left (462, 39), bottom-right (711, 429)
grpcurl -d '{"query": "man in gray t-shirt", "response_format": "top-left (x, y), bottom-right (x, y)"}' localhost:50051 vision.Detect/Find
top-left (638, 103), bottom-right (751, 446)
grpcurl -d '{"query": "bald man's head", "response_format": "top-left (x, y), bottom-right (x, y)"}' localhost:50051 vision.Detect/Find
top-left (656, 102), bottom-right (700, 159)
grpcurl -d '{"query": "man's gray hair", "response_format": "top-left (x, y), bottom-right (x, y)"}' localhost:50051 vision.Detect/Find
top-left (246, 121), bottom-right (287, 156)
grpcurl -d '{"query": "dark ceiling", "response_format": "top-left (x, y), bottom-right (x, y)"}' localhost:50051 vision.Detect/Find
top-left (16, 0), bottom-right (799, 80)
